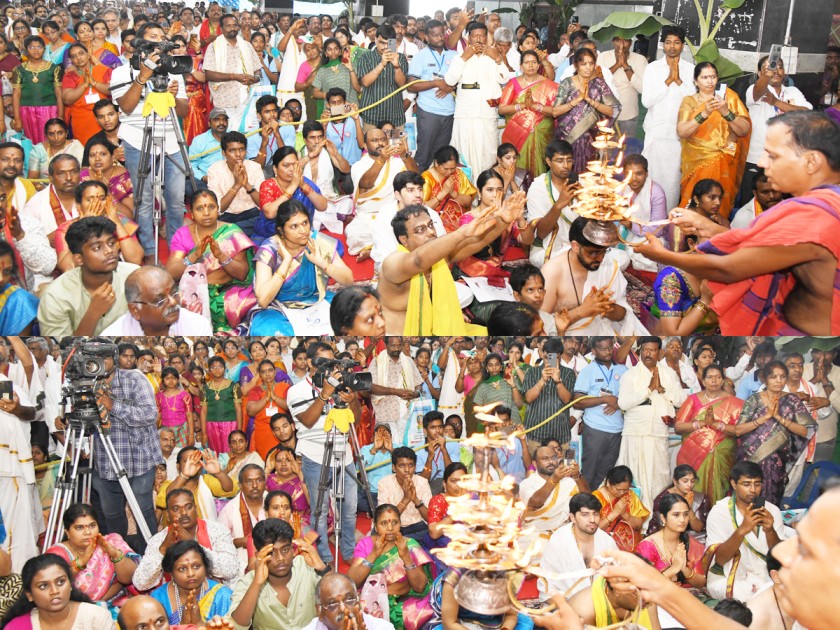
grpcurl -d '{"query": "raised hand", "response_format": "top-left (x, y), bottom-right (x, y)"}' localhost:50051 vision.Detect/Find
top-left (89, 282), bottom-right (116, 318)
top-left (202, 451), bottom-right (222, 475)
top-left (160, 525), bottom-right (180, 555)
top-left (303, 238), bottom-right (330, 271)
top-left (181, 450), bottom-right (203, 478)
top-left (254, 544), bottom-right (273, 585)
top-left (296, 538), bottom-right (326, 570)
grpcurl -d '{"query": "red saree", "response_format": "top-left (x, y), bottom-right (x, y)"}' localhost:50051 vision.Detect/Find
top-left (184, 56), bottom-right (209, 145)
top-left (499, 77), bottom-right (558, 178)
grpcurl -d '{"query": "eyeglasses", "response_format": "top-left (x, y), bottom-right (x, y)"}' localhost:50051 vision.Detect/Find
top-left (321, 596), bottom-right (359, 612)
top-left (131, 288), bottom-right (180, 309)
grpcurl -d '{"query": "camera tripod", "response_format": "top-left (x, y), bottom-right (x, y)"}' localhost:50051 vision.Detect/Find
top-left (312, 419), bottom-right (376, 571)
top-left (42, 416), bottom-right (154, 552)
top-left (134, 87), bottom-right (197, 266)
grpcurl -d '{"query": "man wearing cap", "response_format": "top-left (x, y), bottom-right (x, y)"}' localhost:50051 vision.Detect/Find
top-left (188, 108), bottom-right (229, 184)
top-left (359, 423), bottom-right (393, 512)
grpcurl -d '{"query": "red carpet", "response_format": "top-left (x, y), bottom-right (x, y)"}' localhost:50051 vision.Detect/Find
top-left (324, 229), bottom-right (375, 283)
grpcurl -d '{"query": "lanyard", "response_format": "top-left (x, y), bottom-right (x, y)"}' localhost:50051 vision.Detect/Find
top-left (330, 121), bottom-right (348, 140)
top-left (597, 362), bottom-right (613, 387)
top-left (429, 49), bottom-right (445, 75)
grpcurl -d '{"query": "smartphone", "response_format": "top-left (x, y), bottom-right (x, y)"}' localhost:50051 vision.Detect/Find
top-left (768, 44), bottom-right (783, 71)
top-left (341, 46), bottom-right (351, 63)
top-left (715, 82), bottom-right (727, 99)
top-left (466, 1), bottom-right (475, 13)
top-left (752, 497), bottom-right (766, 511)
top-left (389, 130), bottom-right (406, 146)
top-left (330, 104), bottom-right (346, 116)
top-left (563, 449), bottom-right (576, 467)
top-left (546, 352), bottom-right (558, 368)
top-left (570, 15), bottom-right (579, 24)
top-left (567, 172), bottom-right (579, 184)
top-left (0, 380), bottom-right (12, 401)
top-left (387, 38), bottom-right (397, 53)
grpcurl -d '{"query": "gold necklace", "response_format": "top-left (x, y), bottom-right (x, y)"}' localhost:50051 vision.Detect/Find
top-left (163, 389), bottom-right (181, 413)
top-left (208, 379), bottom-right (228, 401)
top-left (25, 60), bottom-right (50, 83)
top-left (45, 141), bottom-right (68, 158)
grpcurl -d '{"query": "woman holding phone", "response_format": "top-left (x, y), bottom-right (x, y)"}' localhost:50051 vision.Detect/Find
top-left (676, 62), bottom-right (751, 219)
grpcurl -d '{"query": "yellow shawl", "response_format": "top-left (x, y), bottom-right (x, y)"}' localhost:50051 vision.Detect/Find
top-left (397, 244), bottom-right (486, 336)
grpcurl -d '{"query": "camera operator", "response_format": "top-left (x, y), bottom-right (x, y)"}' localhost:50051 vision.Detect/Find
top-left (110, 22), bottom-right (189, 266)
top-left (56, 339), bottom-right (163, 554)
top-left (287, 341), bottom-right (363, 565)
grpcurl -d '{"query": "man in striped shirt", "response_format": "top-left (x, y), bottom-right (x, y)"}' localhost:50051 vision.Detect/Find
top-left (354, 24), bottom-right (410, 132)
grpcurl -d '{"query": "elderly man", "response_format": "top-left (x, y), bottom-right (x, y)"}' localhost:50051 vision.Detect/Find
top-left (445, 21), bottom-right (507, 177)
top-left (133, 488), bottom-right (239, 591)
top-left (102, 266), bottom-right (213, 336)
top-left (347, 127), bottom-right (418, 260)
top-left (102, 8), bottom-right (121, 48)
top-left (617, 336), bottom-right (686, 509)
top-left (159, 427), bottom-right (181, 481)
top-left (304, 573), bottom-right (396, 630)
top-left (24, 336), bottom-right (60, 441)
top-left (21, 153), bottom-right (78, 243)
top-left (219, 463), bottom-right (268, 573)
top-left (203, 14), bottom-right (261, 131)
top-left (369, 337), bottom-right (422, 441)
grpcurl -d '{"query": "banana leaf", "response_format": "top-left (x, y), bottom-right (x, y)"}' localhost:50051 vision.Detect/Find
top-left (694, 39), bottom-right (744, 83)
top-left (588, 11), bottom-right (674, 41)
top-left (774, 337), bottom-right (840, 353)
top-left (493, 7), bottom-right (518, 13)
top-left (721, 0), bottom-right (748, 9)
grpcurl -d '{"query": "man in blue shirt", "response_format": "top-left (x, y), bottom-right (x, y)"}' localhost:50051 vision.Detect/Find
top-left (188, 108), bottom-right (228, 183)
top-left (322, 87), bottom-right (364, 165)
top-left (573, 336), bottom-right (629, 489)
top-left (736, 340), bottom-right (777, 400)
top-left (359, 423), bottom-right (393, 513)
top-left (406, 19), bottom-right (457, 170)
top-left (415, 410), bottom-right (461, 495)
top-left (494, 405), bottom-right (530, 482)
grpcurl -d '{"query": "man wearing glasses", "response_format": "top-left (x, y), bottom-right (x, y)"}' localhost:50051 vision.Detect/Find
top-left (102, 265), bottom-right (213, 336)
top-left (304, 572), bottom-right (394, 630)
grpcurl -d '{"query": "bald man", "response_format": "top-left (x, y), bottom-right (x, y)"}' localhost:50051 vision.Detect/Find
top-left (102, 266), bottom-right (213, 336)
top-left (118, 595), bottom-right (232, 630)
top-left (303, 573), bottom-right (395, 630)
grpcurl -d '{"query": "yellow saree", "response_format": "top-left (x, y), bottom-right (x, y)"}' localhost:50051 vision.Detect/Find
top-left (677, 89), bottom-right (751, 219)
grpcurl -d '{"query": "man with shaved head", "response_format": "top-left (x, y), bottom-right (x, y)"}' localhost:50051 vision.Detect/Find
top-left (102, 266), bottom-right (213, 336)
top-left (118, 594), bottom-right (232, 629)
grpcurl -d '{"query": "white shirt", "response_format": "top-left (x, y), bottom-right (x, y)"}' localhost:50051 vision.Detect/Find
top-left (745, 82), bottom-right (812, 164)
top-left (731, 197), bottom-right (760, 230)
top-left (539, 523), bottom-right (617, 599)
top-left (597, 50), bottom-right (647, 121)
top-left (110, 64), bottom-right (187, 153)
top-left (22, 185), bottom-right (78, 236)
top-left (287, 376), bottom-right (354, 466)
top-left (659, 357), bottom-right (701, 395)
top-left (525, 173), bottom-right (578, 267)
top-left (445, 54), bottom-right (507, 119)
top-left (802, 362), bottom-right (840, 443)
top-left (101, 308), bottom-right (213, 336)
top-left (396, 38), bottom-right (419, 62)
top-left (302, 615), bottom-right (395, 630)
top-left (351, 154), bottom-right (407, 217)
top-left (641, 56), bottom-right (696, 140)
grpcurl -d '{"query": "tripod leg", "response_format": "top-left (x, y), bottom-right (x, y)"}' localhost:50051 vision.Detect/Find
top-left (312, 432), bottom-right (334, 526)
top-left (348, 429), bottom-right (376, 519)
top-left (135, 114), bottom-right (155, 207)
top-left (43, 424), bottom-right (88, 551)
top-left (93, 426), bottom-right (154, 542)
top-left (168, 106), bottom-right (198, 193)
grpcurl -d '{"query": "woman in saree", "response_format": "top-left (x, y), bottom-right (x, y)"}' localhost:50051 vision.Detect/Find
top-left (735, 360), bottom-right (817, 505)
top-left (0, 33), bottom-right (22, 81)
top-left (0, 241), bottom-right (38, 335)
top-left (457, 169), bottom-right (518, 279)
top-left (646, 465), bottom-right (712, 541)
top-left (89, 19), bottom-right (121, 67)
top-left (46, 504), bottom-right (139, 608)
top-left (244, 359), bottom-right (291, 459)
top-left (150, 540), bottom-right (233, 625)
top-left (552, 47), bottom-right (620, 173)
top-left (10, 36), bottom-right (63, 145)
top-left (676, 62), bottom-right (751, 219)
top-left (516, 29), bottom-right (555, 77)
top-left (217, 430), bottom-right (264, 486)
top-left (41, 20), bottom-right (69, 66)
top-left (250, 199), bottom-right (352, 335)
top-left (239, 340), bottom-right (291, 440)
top-left (258, 147), bottom-right (328, 245)
top-left (427, 462), bottom-right (467, 569)
top-left (294, 41), bottom-right (323, 121)
top-left (73, 21), bottom-right (121, 69)
top-left (637, 494), bottom-right (707, 593)
top-left (81, 140), bottom-right (133, 218)
top-left (221, 339), bottom-right (248, 382)
top-left (27, 118), bottom-right (84, 179)
top-left (348, 504), bottom-right (437, 630)
top-left (200, 356), bottom-right (243, 454)
top-left (422, 145), bottom-right (477, 233)
top-left (61, 44), bottom-right (112, 145)
top-left (173, 33), bottom-right (208, 145)
top-left (673, 364), bottom-right (743, 504)
top-left (499, 50), bottom-right (558, 178)
top-left (9, 20), bottom-right (31, 62)
top-left (265, 446), bottom-right (312, 526)
top-left (54, 180), bottom-right (143, 273)
top-left (166, 189), bottom-right (257, 332)
top-left (263, 490), bottom-right (318, 553)
top-left (593, 465), bottom-right (650, 552)
top-left (493, 143), bottom-right (532, 199)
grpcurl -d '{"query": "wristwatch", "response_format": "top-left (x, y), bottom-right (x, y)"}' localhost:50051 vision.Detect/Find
top-left (246, 187), bottom-right (256, 194)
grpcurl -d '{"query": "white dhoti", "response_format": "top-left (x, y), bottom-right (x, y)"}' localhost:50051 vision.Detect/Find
top-left (642, 137), bottom-right (683, 210)
top-left (0, 478), bottom-right (41, 572)
top-left (450, 116), bottom-right (498, 179)
top-left (616, 428), bottom-right (670, 511)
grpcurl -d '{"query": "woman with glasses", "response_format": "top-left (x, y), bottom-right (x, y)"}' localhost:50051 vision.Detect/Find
top-left (53, 180), bottom-right (142, 273)
top-left (45, 503), bottom-right (139, 609)
top-left (348, 504), bottom-right (437, 630)
top-left (421, 145), bottom-right (477, 233)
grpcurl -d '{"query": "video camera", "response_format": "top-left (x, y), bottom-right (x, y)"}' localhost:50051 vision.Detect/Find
top-left (61, 339), bottom-right (119, 427)
top-left (312, 358), bottom-right (372, 394)
top-left (130, 38), bottom-right (194, 90)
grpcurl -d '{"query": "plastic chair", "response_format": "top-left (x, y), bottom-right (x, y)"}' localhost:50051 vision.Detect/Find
top-left (781, 460), bottom-right (840, 509)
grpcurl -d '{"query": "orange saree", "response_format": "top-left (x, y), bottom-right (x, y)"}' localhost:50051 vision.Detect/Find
top-left (677, 89), bottom-right (751, 219)
top-left (421, 168), bottom-right (477, 233)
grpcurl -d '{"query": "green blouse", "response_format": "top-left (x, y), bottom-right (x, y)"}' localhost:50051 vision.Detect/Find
top-left (11, 62), bottom-right (62, 106)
